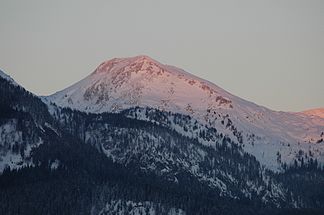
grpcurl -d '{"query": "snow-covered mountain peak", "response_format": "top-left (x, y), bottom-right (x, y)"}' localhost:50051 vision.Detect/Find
top-left (93, 55), bottom-right (166, 77)
top-left (46, 56), bottom-right (324, 170)
top-left (48, 55), bottom-right (235, 113)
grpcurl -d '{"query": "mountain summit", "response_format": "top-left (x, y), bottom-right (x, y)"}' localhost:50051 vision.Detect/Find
top-left (48, 55), bottom-right (233, 113)
top-left (46, 56), bottom-right (324, 170)
top-left (93, 55), bottom-right (165, 76)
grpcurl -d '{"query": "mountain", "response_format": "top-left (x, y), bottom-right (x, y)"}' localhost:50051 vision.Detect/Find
top-left (46, 55), bottom-right (324, 171)
top-left (0, 70), bottom-right (233, 214)
top-left (1, 63), bottom-right (324, 214)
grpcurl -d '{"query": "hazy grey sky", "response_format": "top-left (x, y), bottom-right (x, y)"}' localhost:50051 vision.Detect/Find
top-left (0, 0), bottom-right (323, 112)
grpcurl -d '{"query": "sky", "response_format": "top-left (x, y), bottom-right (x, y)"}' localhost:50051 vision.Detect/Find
top-left (0, 0), bottom-right (323, 112)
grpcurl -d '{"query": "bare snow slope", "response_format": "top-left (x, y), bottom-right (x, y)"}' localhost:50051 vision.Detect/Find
top-left (46, 56), bottom-right (324, 170)
top-left (302, 108), bottom-right (324, 119)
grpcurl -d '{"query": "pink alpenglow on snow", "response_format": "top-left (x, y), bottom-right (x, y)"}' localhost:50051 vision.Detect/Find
top-left (302, 108), bottom-right (324, 119)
